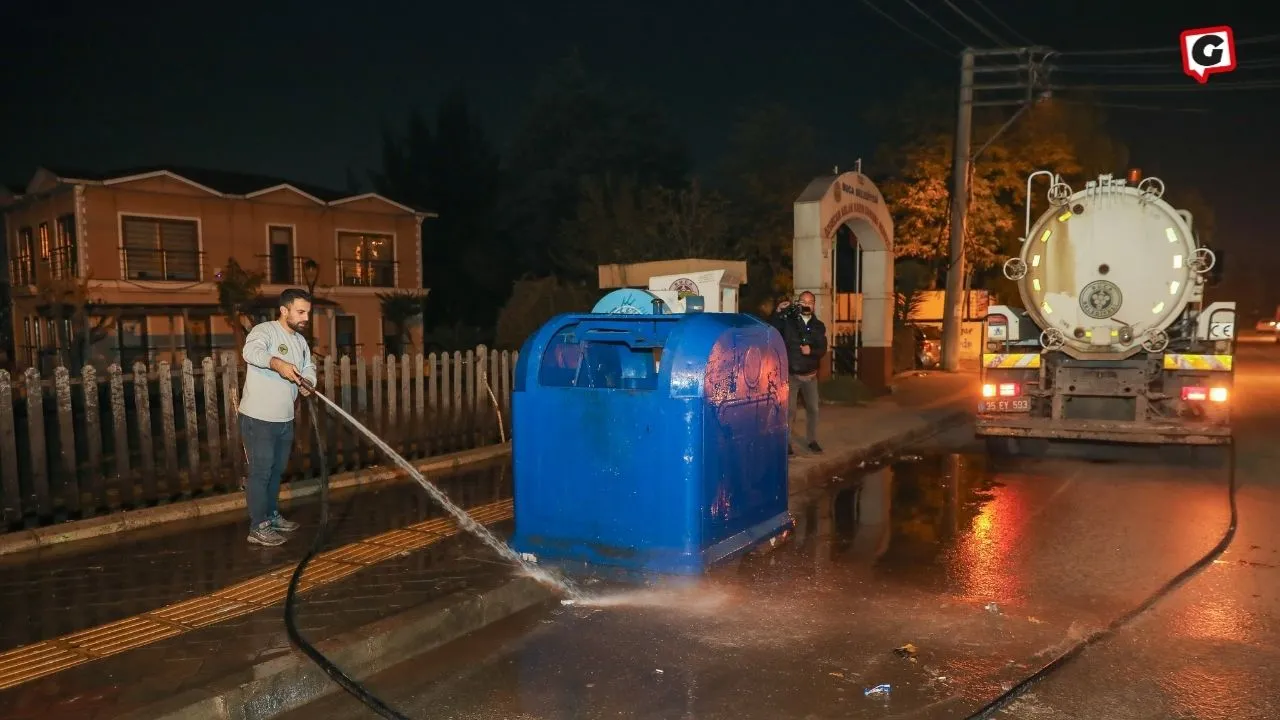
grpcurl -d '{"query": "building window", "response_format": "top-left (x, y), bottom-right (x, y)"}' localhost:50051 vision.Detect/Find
top-left (335, 315), bottom-right (358, 358)
top-left (117, 315), bottom-right (149, 368)
top-left (336, 231), bottom-right (395, 287)
top-left (10, 227), bottom-right (35, 286)
top-left (50, 214), bottom-right (78, 280)
top-left (267, 225), bottom-right (296, 284)
top-left (121, 215), bottom-right (202, 281)
top-left (187, 315), bottom-right (214, 360)
top-left (38, 223), bottom-right (50, 260)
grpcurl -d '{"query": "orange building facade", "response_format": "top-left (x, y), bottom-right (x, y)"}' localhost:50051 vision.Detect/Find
top-left (3, 166), bottom-right (432, 373)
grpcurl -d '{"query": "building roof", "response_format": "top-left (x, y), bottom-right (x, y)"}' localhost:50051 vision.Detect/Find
top-left (28, 165), bottom-right (436, 217)
top-left (49, 165), bottom-right (351, 202)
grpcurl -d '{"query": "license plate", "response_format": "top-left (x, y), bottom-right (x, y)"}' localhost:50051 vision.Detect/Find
top-left (981, 398), bottom-right (1030, 412)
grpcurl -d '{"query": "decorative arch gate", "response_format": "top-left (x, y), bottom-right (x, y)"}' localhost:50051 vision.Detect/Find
top-left (793, 170), bottom-right (895, 393)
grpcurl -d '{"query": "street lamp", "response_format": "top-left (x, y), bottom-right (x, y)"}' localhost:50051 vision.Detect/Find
top-left (302, 258), bottom-right (319, 345)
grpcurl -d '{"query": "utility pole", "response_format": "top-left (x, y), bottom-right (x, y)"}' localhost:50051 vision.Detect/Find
top-left (941, 49), bottom-right (974, 372)
top-left (940, 46), bottom-right (1052, 371)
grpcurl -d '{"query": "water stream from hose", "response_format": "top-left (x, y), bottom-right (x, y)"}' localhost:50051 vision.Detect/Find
top-left (307, 387), bottom-right (585, 600)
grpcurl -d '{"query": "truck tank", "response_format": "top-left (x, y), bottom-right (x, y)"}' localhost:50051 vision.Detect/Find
top-left (979, 171), bottom-right (1235, 450)
top-left (1002, 173), bottom-right (1214, 359)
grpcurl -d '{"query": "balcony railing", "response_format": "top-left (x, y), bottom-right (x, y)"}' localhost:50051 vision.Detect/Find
top-left (45, 245), bottom-right (79, 280)
top-left (337, 258), bottom-right (396, 288)
top-left (258, 254), bottom-right (319, 286)
top-left (9, 256), bottom-right (36, 286)
top-left (122, 247), bottom-right (204, 282)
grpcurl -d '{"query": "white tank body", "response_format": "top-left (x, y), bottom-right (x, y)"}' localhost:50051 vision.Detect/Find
top-left (1013, 176), bottom-right (1201, 356)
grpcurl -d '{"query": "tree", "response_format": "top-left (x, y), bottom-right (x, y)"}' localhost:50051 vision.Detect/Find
top-left (879, 140), bottom-right (1014, 276)
top-left (376, 289), bottom-right (429, 354)
top-left (502, 55), bottom-right (691, 277)
top-left (216, 258), bottom-right (264, 348)
top-left (33, 271), bottom-right (115, 369)
top-left (718, 104), bottom-right (820, 308)
top-left (870, 87), bottom-right (1130, 287)
top-left (494, 276), bottom-right (598, 350)
top-left (372, 90), bottom-right (506, 331)
top-left (553, 175), bottom-right (733, 281)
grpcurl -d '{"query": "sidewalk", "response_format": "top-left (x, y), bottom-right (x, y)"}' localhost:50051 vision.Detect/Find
top-left (786, 370), bottom-right (975, 503)
top-left (0, 370), bottom-right (976, 720)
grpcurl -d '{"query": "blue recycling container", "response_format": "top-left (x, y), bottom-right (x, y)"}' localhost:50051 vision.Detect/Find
top-left (511, 311), bottom-right (792, 576)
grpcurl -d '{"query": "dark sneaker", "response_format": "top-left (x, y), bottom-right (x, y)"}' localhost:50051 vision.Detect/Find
top-left (269, 513), bottom-right (301, 533)
top-left (248, 525), bottom-right (287, 546)
top-left (788, 445), bottom-right (796, 457)
top-left (808, 441), bottom-right (824, 454)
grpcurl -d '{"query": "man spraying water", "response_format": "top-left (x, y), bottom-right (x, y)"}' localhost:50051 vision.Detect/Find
top-left (239, 288), bottom-right (316, 546)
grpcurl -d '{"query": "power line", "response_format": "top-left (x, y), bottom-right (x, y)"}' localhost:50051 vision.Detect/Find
top-left (1050, 57), bottom-right (1280, 74)
top-left (1049, 79), bottom-right (1280, 93)
top-left (1050, 98), bottom-right (1211, 113)
top-left (969, 0), bottom-right (1034, 45)
top-left (1056, 32), bottom-right (1280, 57)
top-left (941, 0), bottom-right (1007, 46)
top-left (857, 0), bottom-right (955, 57)
top-left (901, 0), bottom-right (969, 47)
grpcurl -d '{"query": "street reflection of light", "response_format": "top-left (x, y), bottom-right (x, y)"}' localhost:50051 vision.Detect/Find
top-left (1157, 663), bottom-right (1255, 718)
top-left (951, 481), bottom-right (1028, 604)
top-left (1171, 594), bottom-right (1252, 644)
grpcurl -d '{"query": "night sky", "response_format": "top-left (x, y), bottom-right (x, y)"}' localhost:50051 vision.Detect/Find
top-left (5, 1), bottom-right (1277, 309)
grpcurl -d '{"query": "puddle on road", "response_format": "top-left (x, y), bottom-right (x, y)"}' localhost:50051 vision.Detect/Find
top-left (566, 452), bottom-right (1011, 611)
top-left (786, 452), bottom-right (1004, 592)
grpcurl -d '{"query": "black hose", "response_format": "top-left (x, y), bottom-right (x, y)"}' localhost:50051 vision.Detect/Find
top-left (964, 442), bottom-right (1238, 719)
top-left (282, 395), bottom-right (412, 720)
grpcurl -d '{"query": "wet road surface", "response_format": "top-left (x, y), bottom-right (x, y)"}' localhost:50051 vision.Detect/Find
top-left (279, 344), bottom-right (1280, 720)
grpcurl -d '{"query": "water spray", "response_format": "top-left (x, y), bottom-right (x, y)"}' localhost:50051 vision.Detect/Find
top-left (283, 378), bottom-right (582, 720)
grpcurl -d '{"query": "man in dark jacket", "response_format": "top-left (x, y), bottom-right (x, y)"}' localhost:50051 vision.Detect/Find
top-left (770, 290), bottom-right (827, 455)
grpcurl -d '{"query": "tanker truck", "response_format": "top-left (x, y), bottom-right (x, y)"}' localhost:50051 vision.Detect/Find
top-left (977, 171), bottom-right (1235, 453)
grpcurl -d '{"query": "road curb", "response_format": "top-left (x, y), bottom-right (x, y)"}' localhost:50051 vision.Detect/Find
top-left (113, 575), bottom-right (556, 720)
top-left (789, 404), bottom-right (971, 501)
top-left (0, 443), bottom-right (512, 557)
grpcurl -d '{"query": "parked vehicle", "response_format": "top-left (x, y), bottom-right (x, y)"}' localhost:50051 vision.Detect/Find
top-left (978, 171), bottom-right (1235, 454)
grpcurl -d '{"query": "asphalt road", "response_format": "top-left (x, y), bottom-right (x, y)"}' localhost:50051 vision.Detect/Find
top-left (280, 343), bottom-right (1280, 720)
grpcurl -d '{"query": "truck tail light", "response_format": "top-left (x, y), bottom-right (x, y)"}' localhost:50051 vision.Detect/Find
top-left (984, 382), bottom-right (1022, 398)
top-left (1181, 386), bottom-right (1227, 402)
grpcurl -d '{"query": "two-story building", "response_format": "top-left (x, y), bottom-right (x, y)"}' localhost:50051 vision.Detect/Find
top-left (2, 165), bottom-right (433, 372)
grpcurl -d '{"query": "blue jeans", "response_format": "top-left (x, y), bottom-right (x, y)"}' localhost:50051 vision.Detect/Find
top-left (240, 413), bottom-right (295, 529)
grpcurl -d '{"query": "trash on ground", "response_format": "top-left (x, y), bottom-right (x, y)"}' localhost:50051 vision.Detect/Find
top-left (864, 684), bottom-right (892, 697)
top-left (1027, 616), bottom-right (1045, 624)
top-left (655, 669), bottom-right (664, 674)
top-left (893, 643), bottom-right (918, 659)
top-left (985, 602), bottom-right (1000, 614)
top-left (829, 672), bottom-right (845, 678)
